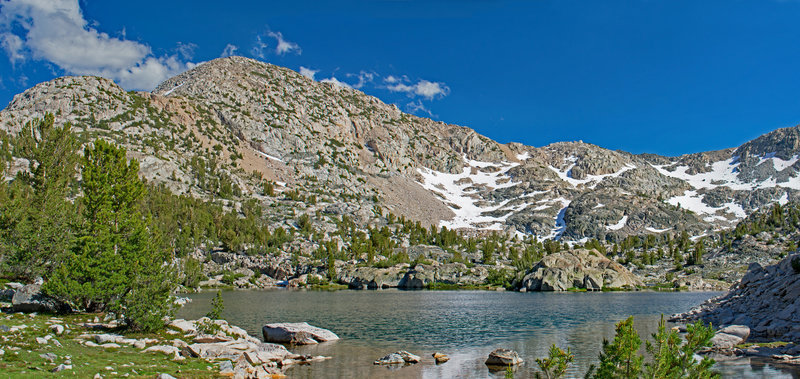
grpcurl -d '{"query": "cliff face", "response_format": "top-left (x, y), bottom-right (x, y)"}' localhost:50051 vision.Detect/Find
top-left (1, 56), bottom-right (798, 240)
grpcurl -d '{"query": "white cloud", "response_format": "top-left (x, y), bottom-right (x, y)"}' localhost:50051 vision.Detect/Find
top-left (0, 32), bottom-right (24, 64)
top-left (383, 75), bottom-right (400, 84)
top-left (267, 30), bottom-right (300, 55)
top-left (251, 35), bottom-right (268, 59)
top-left (388, 78), bottom-right (450, 99)
top-left (0, 0), bottom-right (194, 90)
top-left (299, 66), bottom-right (318, 80)
top-left (320, 76), bottom-right (351, 89)
top-left (347, 70), bottom-right (375, 89)
top-left (406, 100), bottom-right (433, 116)
top-left (220, 43), bottom-right (238, 57)
top-left (176, 42), bottom-right (196, 60)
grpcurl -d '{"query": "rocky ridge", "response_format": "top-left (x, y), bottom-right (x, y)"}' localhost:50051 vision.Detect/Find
top-left (2, 56), bottom-right (798, 243)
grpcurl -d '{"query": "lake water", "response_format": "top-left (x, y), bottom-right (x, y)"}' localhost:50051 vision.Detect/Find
top-left (177, 289), bottom-right (797, 378)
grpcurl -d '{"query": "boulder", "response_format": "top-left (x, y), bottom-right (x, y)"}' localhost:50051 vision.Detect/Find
top-left (710, 325), bottom-right (750, 350)
top-left (11, 284), bottom-right (68, 313)
top-left (262, 322), bottom-right (339, 344)
top-left (373, 351), bottom-right (419, 365)
top-left (336, 264), bottom-right (407, 289)
top-left (374, 353), bottom-right (405, 365)
top-left (95, 334), bottom-right (122, 344)
top-left (169, 319), bottom-right (197, 334)
top-left (485, 348), bottom-right (523, 366)
top-left (432, 352), bottom-right (449, 364)
top-left (520, 249), bottom-right (643, 291)
top-left (144, 345), bottom-right (180, 356)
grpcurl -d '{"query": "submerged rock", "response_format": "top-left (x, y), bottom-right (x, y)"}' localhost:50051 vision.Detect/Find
top-left (374, 351), bottom-right (420, 365)
top-left (485, 348), bottom-right (523, 366)
top-left (432, 352), bottom-right (449, 363)
top-left (262, 322), bottom-right (339, 344)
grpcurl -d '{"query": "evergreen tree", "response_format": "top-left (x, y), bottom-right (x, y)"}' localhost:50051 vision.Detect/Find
top-left (593, 316), bottom-right (643, 379)
top-left (1, 115), bottom-right (79, 279)
top-left (45, 139), bottom-right (175, 331)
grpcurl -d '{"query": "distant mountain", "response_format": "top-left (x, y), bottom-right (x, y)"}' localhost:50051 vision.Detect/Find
top-left (1, 56), bottom-right (797, 241)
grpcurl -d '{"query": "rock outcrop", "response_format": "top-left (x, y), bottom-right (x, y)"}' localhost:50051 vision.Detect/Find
top-left (520, 249), bottom-right (643, 291)
top-left (672, 253), bottom-right (800, 342)
top-left (261, 322), bottom-right (339, 344)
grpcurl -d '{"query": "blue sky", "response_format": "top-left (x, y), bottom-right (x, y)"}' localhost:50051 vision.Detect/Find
top-left (1, 0), bottom-right (799, 156)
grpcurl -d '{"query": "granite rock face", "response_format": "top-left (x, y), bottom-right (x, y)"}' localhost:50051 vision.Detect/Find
top-left (520, 249), bottom-right (643, 291)
top-left (672, 253), bottom-right (800, 342)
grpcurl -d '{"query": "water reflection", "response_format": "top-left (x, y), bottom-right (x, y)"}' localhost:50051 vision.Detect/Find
top-left (177, 289), bottom-right (797, 378)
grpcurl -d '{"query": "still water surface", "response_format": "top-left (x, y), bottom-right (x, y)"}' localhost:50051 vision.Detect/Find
top-left (177, 289), bottom-right (796, 378)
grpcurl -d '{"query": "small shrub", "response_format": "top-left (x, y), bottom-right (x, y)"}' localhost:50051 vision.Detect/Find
top-left (535, 344), bottom-right (574, 379)
top-left (206, 291), bottom-right (224, 320)
top-left (792, 256), bottom-right (800, 274)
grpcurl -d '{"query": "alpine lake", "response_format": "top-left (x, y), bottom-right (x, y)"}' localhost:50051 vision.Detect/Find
top-left (177, 289), bottom-right (799, 378)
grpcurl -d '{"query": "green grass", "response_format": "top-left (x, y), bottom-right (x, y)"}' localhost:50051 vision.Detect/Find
top-left (0, 312), bottom-right (218, 378)
top-left (736, 341), bottom-right (790, 349)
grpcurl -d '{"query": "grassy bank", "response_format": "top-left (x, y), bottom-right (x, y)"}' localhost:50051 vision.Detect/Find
top-left (0, 312), bottom-right (216, 378)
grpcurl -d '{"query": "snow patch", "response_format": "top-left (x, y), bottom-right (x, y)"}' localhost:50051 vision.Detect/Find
top-left (549, 158), bottom-right (636, 188)
top-left (645, 227), bottom-right (672, 233)
top-left (516, 152), bottom-right (531, 161)
top-left (760, 153), bottom-right (799, 172)
top-left (417, 157), bottom-right (520, 230)
top-left (163, 82), bottom-right (185, 96)
top-left (606, 215), bottom-right (628, 231)
top-left (255, 150), bottom-right (284, 163)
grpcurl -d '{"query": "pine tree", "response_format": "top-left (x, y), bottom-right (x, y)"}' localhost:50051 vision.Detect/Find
top-left (593, 316), bottom-right (643, 379)
top-left (2, 115), bottom-right (79, 279)
top-left (45, 139), bottom-right (175, 331)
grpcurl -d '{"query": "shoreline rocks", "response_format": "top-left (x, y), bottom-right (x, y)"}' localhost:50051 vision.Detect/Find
top-left (671, 253), bottom-right (800, 343)
top-left (262, 322), bottom-right (339, 345)
top-left (709, 325), bottom-right (750, 350)
top-left (432, 352), bottom-right (449, 364)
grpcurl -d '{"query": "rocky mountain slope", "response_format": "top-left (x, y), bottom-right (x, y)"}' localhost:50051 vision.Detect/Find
top-left (1, 56), bottom-right (798, 242)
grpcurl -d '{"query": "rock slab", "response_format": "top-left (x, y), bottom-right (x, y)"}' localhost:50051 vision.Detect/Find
top-left (262, 322), bottom-right (339, 344)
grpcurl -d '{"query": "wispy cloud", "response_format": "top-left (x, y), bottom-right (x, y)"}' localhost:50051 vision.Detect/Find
top-left (220, 43), bottom-right (238, 58)
top-left (251, 28), bottom-right (301, 58)
top-left (267, 30), bottom-right (300, 55)
top-left (347, 70), bottom-right (376, 89)
top-left (387, 78), bottom-right (450, 99)
top-left (406, 100), bottom-right (434, 116)
top-left (320, 76), bottom-right (351, 89)
top-left (300, 67), bottom-right (449, 116)
top-left (251, 35), bottom-right (268, 59)
top-left (299, 66), bottom-right (318, 80)
top-left (0, 0), bottom-right (195, 90)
